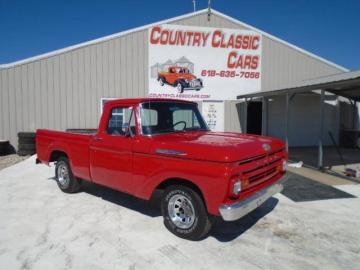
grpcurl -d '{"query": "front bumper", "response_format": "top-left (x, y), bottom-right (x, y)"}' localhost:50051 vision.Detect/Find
top-left (219, 175), bottom-right (287, 221)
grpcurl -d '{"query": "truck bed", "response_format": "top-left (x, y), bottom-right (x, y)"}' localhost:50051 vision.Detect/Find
top-left (36, 129), bottom-right (93, 180)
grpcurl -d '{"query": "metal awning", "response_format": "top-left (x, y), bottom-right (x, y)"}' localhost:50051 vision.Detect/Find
top-left (236, 70), bottom-right (360, 170)
top-left (237, 70), bottom-right (360, 101)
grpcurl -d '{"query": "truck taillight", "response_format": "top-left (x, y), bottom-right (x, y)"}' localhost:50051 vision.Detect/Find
top-left (228, 175), bottom-right (242, 199)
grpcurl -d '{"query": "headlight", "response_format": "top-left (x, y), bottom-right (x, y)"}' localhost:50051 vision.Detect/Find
top-left (233, 181), bottom-right (242, 195)
top-left (228, 176), bottom-right (242, 198)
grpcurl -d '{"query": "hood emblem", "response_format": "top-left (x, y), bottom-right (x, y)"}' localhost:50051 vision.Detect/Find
top-left (262, 144), bottom-right (272, 152)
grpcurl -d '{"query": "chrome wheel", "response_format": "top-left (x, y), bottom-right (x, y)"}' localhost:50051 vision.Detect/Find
top-left (177, 83), bottom-right (183, 93)
top-left (57, 162), bottom-right (70, 188)
top-left (168, 194), bottom-right (195, 229)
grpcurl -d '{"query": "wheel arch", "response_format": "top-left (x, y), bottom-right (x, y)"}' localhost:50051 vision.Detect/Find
top-left (49, 150), bottom-right (69, 162)
top-left (155, 178), bottom-right (208, 211)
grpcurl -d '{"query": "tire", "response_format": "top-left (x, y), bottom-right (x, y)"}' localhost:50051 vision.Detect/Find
top-left (17, 150), bottom-right (34, 156)
top-left (0, 140), bottom-right (9, 156)
top-left (18, 132), bottom-right (36, 145)
top-left (55, 157), bottom-right (81, 193)
top-left (158, 77), bottom-right (165, 86)
top-left (18, 132), bottom-right (36, 139)
top-left (18, 137), bottom-right (36, 144)
top-left (176, 83), bottom-right (184, 94)
top-left (18, 143), bottom-right (36, 151)
top-left (161, 185), bottom-right (212, 240)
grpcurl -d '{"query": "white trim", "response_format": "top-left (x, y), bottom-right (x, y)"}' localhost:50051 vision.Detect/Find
top-left (0, 8), bottom-right (348, 72)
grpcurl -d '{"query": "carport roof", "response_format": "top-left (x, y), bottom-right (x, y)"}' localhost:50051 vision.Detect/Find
top-left (237, 70), bottom-right (360, 102)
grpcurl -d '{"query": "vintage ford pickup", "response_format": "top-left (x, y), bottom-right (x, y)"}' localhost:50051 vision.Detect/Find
top-left (158, 66), bottom-right (203, 93)
top-left (36, 98), bottom-right (287, 240)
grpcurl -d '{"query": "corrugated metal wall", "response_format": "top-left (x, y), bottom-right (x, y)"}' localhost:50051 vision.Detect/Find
top-left (0, 12), bottom-right (344, 148)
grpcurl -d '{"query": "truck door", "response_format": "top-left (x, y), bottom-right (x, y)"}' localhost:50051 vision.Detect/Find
top-left (90, 105), bottom-right (136, 193)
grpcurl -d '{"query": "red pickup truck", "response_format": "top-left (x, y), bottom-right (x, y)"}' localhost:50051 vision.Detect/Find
top-left (36, 98), bottom-right (287, 240)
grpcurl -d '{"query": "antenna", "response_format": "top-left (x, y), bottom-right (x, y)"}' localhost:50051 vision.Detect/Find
top-left (207, 0), bottom-right (212, 21)
top-left (193, 0), bottom-right (196, 12)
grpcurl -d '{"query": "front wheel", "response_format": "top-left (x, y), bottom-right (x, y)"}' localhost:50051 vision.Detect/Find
top-left (158, 77), bottom-right (165, 86)
top-left (161, 185), bottom-right (212, 240)
top-left (176, 83), bottom-right (184, 94)
top-left (55, 157), bottom-right (81, 193)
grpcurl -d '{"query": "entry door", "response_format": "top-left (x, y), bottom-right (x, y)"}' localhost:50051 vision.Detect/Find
top-left (247, 101), bottom-right (263, 135)
top-left (90, 106), bottom-right (136, 193)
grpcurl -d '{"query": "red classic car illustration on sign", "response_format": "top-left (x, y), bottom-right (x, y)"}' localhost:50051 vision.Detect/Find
top-left (157, 66), bottom-right (203, 93)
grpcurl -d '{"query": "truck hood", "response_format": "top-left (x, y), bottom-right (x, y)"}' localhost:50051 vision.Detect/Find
top-left (149, 132), bottom-right (285, 163)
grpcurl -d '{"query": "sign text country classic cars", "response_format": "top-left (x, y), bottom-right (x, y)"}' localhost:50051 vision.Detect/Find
top-left (148, 24), bottom-right (262, 101)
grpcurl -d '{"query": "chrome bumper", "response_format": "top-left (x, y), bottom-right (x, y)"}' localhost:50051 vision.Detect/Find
top-left (219, 175), bottom-right (287, 221)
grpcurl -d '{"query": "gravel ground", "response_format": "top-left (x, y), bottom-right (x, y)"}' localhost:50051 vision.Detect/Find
top-left (0, 154), bottom-right (29, 171)
top-left (0, 156), bottom-right (359, 270)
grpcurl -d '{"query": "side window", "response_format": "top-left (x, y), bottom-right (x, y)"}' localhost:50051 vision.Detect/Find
top-left (173, 109), bottom-right (200, 130)
top-left (140, 108), bottom-right (158, 135)
top-left (107, 106), bottom-right (135, 136)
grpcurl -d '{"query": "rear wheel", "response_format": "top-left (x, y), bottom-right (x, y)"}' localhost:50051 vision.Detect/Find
top-left (55, 157), bottom-right (81, 193)
top-left (161, 185), bottom-right (212, 240)
top-left (176, 83), bottom-right (184, 94)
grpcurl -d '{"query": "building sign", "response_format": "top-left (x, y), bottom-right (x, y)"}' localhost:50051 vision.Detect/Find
top-left (148, 24), bottom-right (262, 101)
top-left (202, 101), bottom-right (224, 132)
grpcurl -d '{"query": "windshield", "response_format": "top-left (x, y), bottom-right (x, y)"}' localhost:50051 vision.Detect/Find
top-left (140, 101), bottom-right (209, 135)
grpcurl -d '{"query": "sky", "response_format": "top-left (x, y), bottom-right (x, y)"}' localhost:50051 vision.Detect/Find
top-left (0, 0), bottom-right (359, 70)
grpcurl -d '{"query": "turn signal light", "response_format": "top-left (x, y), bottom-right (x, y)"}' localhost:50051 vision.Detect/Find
top-left (277, 160), bottom-right (287, 172)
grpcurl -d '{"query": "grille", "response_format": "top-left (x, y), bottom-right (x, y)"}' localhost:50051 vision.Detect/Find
top-left (239, 148), bottom-right (285, 187)
top-left (248, 166), bottom-right (277, 183)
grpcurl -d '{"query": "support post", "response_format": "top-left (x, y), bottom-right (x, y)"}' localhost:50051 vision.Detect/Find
top-left (243, 99), bottom-right (248, 133)
top-left (262, 97), bottom-right (268, 136)
top-left (285, 92), bottom-right (290, 152)
top-left (352, 100), bottom-right (357, 129)
top-left (318, 89), bottom-right (325, 169)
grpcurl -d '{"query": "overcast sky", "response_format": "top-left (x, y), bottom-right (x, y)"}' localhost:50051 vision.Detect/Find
top-left (0, 0), bottom-right (359, 70)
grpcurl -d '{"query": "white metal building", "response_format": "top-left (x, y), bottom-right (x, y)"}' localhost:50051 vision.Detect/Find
top-left (0, 8), bottom-right (357, 150)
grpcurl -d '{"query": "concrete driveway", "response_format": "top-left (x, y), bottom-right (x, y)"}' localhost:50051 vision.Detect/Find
top-left (0, 157), bottom-right (359, 270)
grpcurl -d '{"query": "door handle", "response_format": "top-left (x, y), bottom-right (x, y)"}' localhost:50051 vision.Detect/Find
top-left (94, 137), bottom-right (103, 141)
